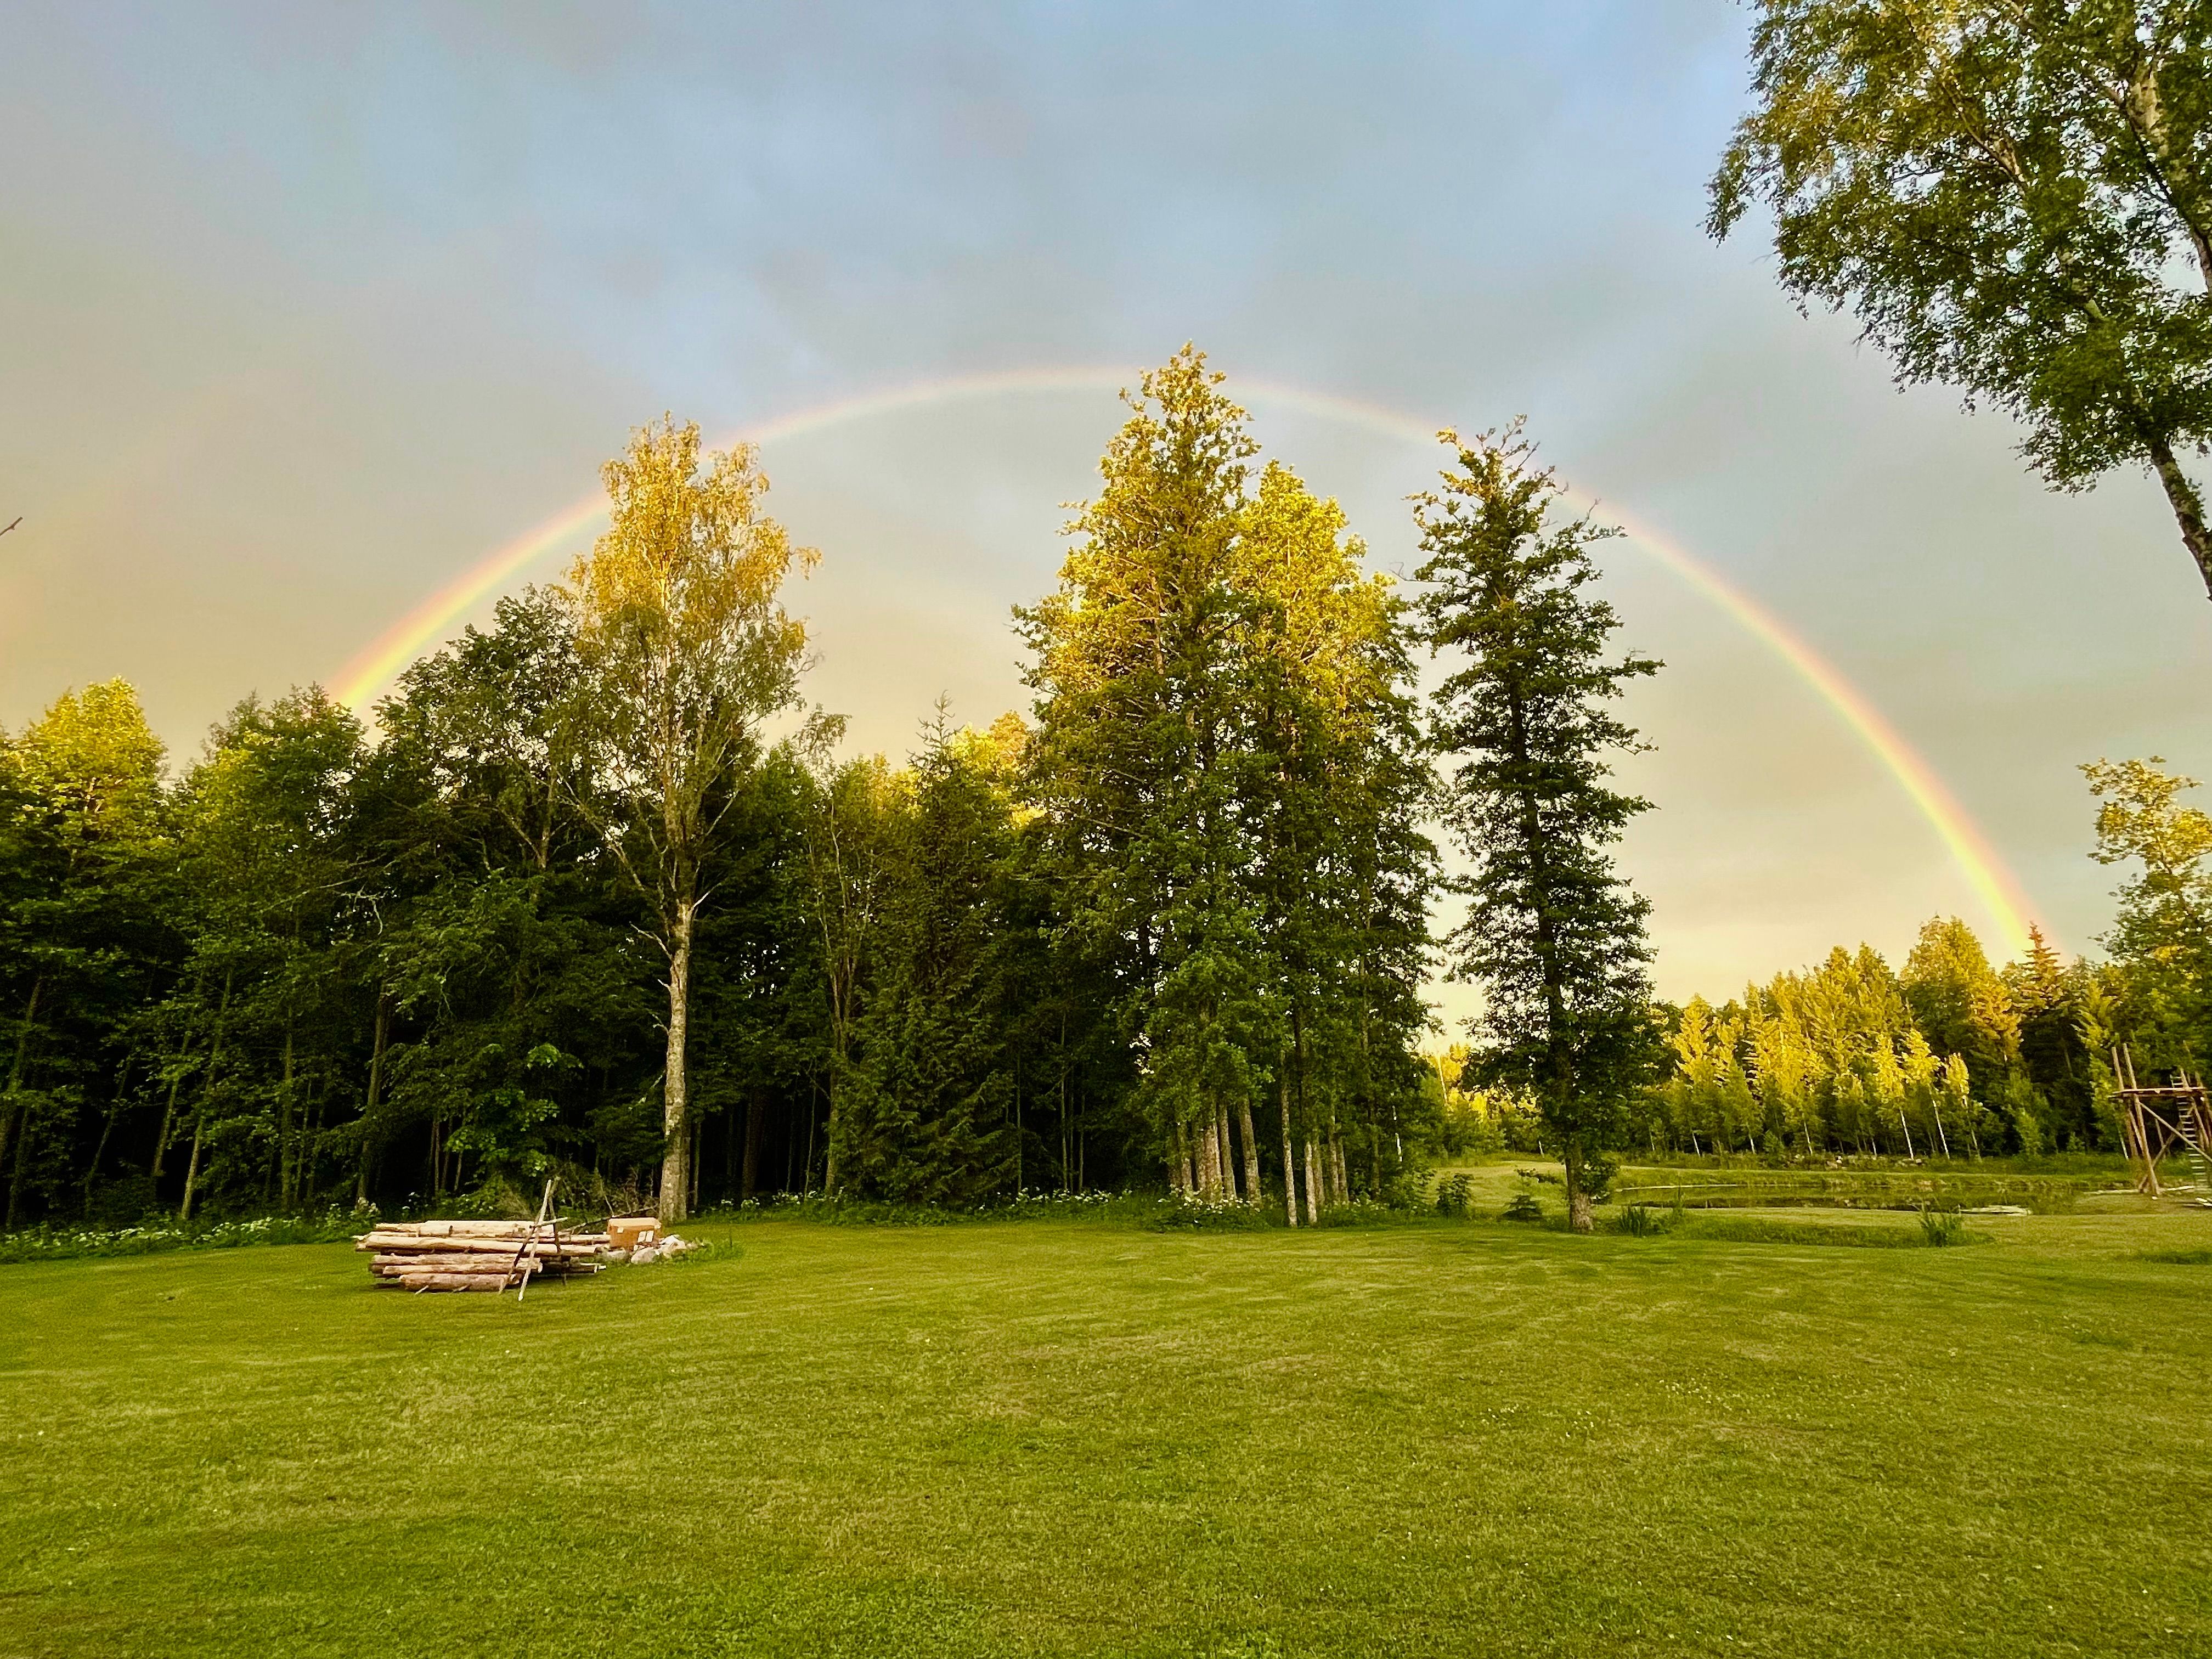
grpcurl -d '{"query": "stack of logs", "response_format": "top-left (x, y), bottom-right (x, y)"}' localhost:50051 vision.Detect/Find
top-left (356, 1218), bottom-right (611, 1292)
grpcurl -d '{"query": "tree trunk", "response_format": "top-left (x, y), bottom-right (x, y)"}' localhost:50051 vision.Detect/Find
top-left (1278, 1070), bottom-right (1297, 1227)
top-left (1303, 1138), bottom-right (1323, 1222)
top-left (1330, 1127), bottom-right (1348, 1204)
top-left (82, 1072), bottom-right (126, 1220)
top-left (0, 978), bottom-right (42, 1187)
top-left (180, 1109), bottom-right (207, 1223)
top-left (805, 1080), bottom-right (819, 1192)
top-left (180, 968), bottom-right (234, 1222)
top-left (1236, 1094), bottom-right (1261, 1205)
top-left (1216, 1102), bottom-right (1235, 1199)
top-left (357, 991), bottom-right (389, 1205)
top-left (1197, 1109), bottom-right (1222, 1197)
top-left (1564, 1141), bottom-right (1593, 1234)
top-left (2142, 429), bottom-right (2212, 600)
top-left (278, 1025), bottom-right (296, 1209)
top-left (659, 902), bottom-right (695, 1224)
top-left (4, 1098), bottom-right (33, 1230)
top-left (153, 1058), bottom-right (185, 1183)
top-left (742, 1093), bottom-right (764, 1201)
top-left (1169, 1118), bottom-right (1190, 1195)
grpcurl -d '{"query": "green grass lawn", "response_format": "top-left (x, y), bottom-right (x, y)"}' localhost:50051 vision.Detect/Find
top-left (3, 1199), bottom-right (2209, 1658)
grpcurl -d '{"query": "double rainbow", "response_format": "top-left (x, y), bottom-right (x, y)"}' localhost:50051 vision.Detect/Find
top-left (330, 366), bottom-right (2042, 958)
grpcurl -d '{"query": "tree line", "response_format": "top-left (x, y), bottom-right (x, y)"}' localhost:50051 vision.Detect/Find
top-left (1645, 748), bottom-right (2212, 1162)
top-left (9, 349), bottom-right (1630, 1229)
top-left (9, 343), bottom-right (2204, 1237)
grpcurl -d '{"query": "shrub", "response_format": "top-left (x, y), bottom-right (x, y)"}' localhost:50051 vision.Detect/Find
top-left (1312, 1197), bottom-right (1404, 1228)
top-left (1916, 1207), bottom-right (1966, 1248)
top-left (1499, 1192), bottom-right (1544, 1223)
top-left (1434, 1173), bottom-right (1477, 1218)
top-left (1149, 1192), bottom-right (1277, 1231)
top-left (1613, 1202), bottom-right (1671, 1237)
top-left (0, 1205), bottom-right (374, 1265)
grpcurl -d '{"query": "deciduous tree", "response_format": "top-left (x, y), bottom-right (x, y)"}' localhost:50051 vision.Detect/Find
top-left (1711, 1), bottom-right (2212, 598)
top-left (564, 418), bottom-right (815, 1221)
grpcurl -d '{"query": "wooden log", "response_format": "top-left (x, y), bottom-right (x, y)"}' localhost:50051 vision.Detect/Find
top-left (364, 1218), bottom-right (572, 1240)
top-left (395, 1274), bottom-right (517, 1291)
top-left (370, 1254), bottom-right (604, 1274)
top-left (373, 1254), bottom-right (540, 1273)
top-left (354, 1224), bottom-right (608, 1240)
top-left (371, 1261), bottom-right (598, 1286)
top-left (356, 1234), bottom-right (602, 1255)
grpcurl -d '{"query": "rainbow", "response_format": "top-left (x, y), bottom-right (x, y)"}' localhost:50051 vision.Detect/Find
top-left (330, 366), bottom-right (2041, 958)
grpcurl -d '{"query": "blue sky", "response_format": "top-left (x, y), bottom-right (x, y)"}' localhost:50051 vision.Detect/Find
top-left (5, 1), bottom-right (2207, 1008)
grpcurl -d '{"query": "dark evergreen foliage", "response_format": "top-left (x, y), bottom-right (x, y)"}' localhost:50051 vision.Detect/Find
top-left (1417, 423), bottom-right (1665, 1232)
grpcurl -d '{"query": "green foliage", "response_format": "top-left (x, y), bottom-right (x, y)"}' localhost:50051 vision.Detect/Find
top-left (1020, 347), bottom-right (1435, 1216)
top-left (1712, 1), bottom-right (2212, 594)
top-left (1416, 421), bottom-right (1663, 1231)
top-left (1433, 1171), bottom-right (1477, 1218)
top-left (2084, 755), bottom-right (2212, 1077)
top-left (834, 715), bottom-right (1020, 1205)
top-left (1645, 912), bottom-right (2132, 1160)
top-left (1147, 1190), bottom-right (1280, 1231)
top-left (0, 1205), bottom-right (368, 1263)
top-left (1613, 1201), bottom-right (1671, 1237)
top-left (1916, 1206), bottom-right (1968, 1247)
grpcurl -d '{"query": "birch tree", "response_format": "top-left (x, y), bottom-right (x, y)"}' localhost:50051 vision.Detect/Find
top-left (1711, 1), bottom-right (2212, 599)
top-left (565, 418), bottom-right (815, 1222)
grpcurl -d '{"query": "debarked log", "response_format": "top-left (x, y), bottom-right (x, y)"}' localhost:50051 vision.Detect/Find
top-left (372, 1252), bottom-right (540, 1273)
top-left (357, 1237), bottom-right (602, 1257)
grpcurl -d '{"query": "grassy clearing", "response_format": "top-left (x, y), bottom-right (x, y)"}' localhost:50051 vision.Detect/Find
top-left (3, 1204), bottom-right (2209, 1658)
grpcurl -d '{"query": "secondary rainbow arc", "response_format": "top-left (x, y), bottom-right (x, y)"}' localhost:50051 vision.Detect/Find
top-left (329, 366), bottom-right (2042, 958)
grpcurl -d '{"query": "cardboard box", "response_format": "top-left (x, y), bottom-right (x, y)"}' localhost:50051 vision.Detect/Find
top-left (607, 1215), bottom-right (661, 1250)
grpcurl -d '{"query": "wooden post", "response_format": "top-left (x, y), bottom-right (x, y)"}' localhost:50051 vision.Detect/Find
top-left (506, 1179), bottom-right (555, 1302)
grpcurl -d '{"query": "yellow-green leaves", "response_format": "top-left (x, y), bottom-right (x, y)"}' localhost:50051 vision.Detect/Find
top-left (4, 680), bottom-right (166, 848)
top-left (565, 415), bottom-right (816, 871)
top-left (562, 415), bottom-right (821, 1218)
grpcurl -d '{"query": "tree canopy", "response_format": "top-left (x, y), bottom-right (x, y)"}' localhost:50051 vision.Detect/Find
top-left (1711, 1), bottom-right (2212, 598)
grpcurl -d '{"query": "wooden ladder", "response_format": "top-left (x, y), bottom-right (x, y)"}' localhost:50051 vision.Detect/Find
top-left (2177, 1092), bottom-right (2212, 1205)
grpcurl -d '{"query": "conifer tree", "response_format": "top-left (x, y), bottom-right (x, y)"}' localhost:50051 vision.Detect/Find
top-left (837, 713), bottom-right (1019, 1204)
top-left (1020, 347), bottom-right (1268, 1199)
top-left (1417, 423), bottom-right (1662, 1232)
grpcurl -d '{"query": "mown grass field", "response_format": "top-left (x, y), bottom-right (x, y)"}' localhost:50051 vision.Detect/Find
top-left (2, 1186), bottom-right (2209, 1658)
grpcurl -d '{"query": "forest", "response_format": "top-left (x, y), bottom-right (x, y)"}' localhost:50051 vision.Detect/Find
top-left (4, 349), bottom-right (2208, 1234)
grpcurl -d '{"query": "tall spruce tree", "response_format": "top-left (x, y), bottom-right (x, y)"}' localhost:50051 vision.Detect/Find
top-left (1417, 424), bottom-right (1661, 1232)
top-left (1020, 347), bottom-right (1270, 1199)
top-left (837, 712), bottom-right (1020, 1204)
top-left (1238, 461), bottom-right (1434, 1219)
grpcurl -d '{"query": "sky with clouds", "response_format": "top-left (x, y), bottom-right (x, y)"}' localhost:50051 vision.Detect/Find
top-left (5, 1), bottom-right (2209, 1021)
